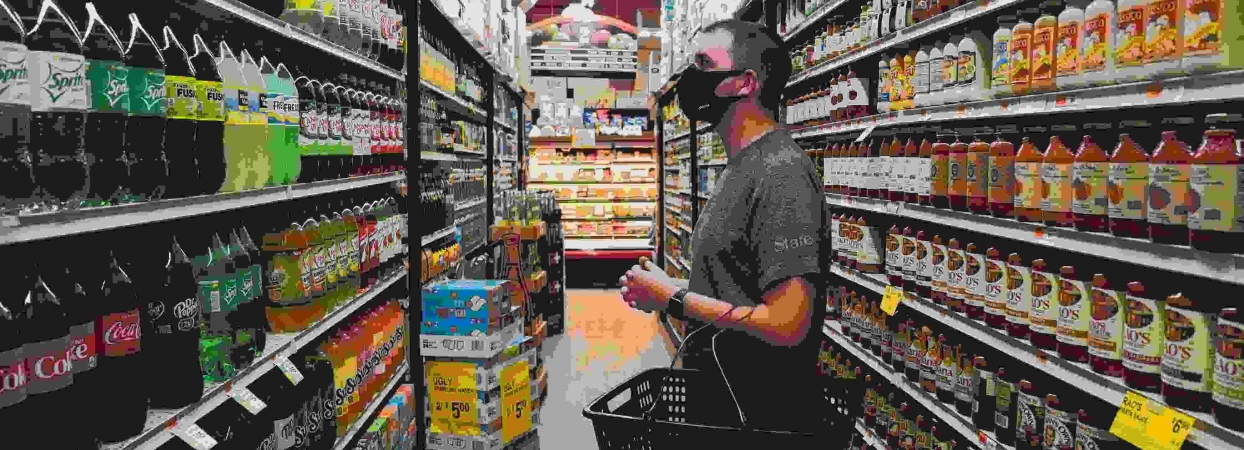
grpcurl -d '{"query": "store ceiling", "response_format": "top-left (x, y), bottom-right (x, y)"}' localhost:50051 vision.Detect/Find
top-left (527, 0), bottom-right (660, 26)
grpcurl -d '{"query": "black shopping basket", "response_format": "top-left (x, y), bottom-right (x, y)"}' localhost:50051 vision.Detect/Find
top-left (583, 367), bottom-right (851, 449)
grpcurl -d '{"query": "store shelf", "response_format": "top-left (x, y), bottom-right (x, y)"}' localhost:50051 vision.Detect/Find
top-left (454, 197), bottom-right (487, 211)
top-left (105, 272), bottom-right (407, 450)
top-left (564, 238), bottom-right (653, 250)
top-left (664, 252), bottom-right (685, 271)
top-left (421, 225), bottom-right (457, 247)
top-left (780, 0), bottom-right (848, 42)
top-left (421, 151), bottom-right (462, 162)
top-left (0, 172), bottom-right (403, 246)
top-left (829, 264), bottom-right (1244, 449)
top-left (562, 216), bottom-right (654, 221)
top-left (664, 129), bottom-right (692, 143)
top-left (792, 70), bottom-right (1244, 139)
top-left (787, 0), bottom-right (1024, 88)
top-left (823, 320), bottom-right (1010, 450)
top-left (451, 145), bottom-right (487, 157)
top-left (421, 0), bottom-right (517, 92)
top-left (200, 0), bottom-right (401, 80)
top-left (825, 193), bottom-right (1244, 285)
top-left (855, 420), bottom-right (886, 450)
top-left (332, 362), bottom-right (409, 450)
top-left (528, 181), bottom-right (656, 186)
top-left (698, 159), bottom-right (727, 167)
top-left (531, 160), bottom-right (657, 166)
top-left (495, 119), bottom-right (517, 133)
top-left (498, 155), bottom-right (518, 163)
top-left (664, 166), bottom-right (680, 172)
top-left (420, 79), bottom-right (487, 120)
top-left (555, 197), bottom-right (656, 203)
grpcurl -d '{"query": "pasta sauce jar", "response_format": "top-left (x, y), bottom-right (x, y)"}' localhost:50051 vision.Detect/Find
top-left (1214, 307), bottom-right (1244, 432)
top-left (1006, 253), bottom-right (1032, 340)
top-left (1028, 258), bottom-right (1060, 351)
top-left (1056, 265), bottom-right (1092, 363)
top-left (984, 246), bottom-right (1009, 330)
top-left (1088, 273), bottom-right (1127, 378)
top-left (1123, 281), bottom-right (1165, 393)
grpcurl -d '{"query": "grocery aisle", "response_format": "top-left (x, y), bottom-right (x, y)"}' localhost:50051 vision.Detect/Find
top-left (536, 289), bottom-right (673, 450)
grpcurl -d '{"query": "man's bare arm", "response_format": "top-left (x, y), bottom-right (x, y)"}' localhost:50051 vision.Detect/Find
top-left (680, 277), bottom-right (814, 347)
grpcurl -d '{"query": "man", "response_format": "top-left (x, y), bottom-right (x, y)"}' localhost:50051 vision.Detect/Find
top-left (620, 19), bottom-right (829, 432)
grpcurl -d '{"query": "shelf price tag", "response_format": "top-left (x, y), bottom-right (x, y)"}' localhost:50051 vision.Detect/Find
top-left (1145, 401), bottom-right (1196, 450)
top-left (173, 422), bottom-right (219, 450)
top-left (880, 286), bottom-right (903, 315)
top-left (1111, 391), bottom-right (1171, 450)
top-left (274, 355), bottom-right (304, 385)
top-left (230, 386), bottom-right (268, 415)
top-left (501, 360), bottom-right (533, 443)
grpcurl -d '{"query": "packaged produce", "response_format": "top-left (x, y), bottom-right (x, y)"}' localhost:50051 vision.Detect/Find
top-left (1089, 273), bottom-right (1127, 377)
top-left (1147, 130), bottom-right (1192, 245)
top-left (984, 247), bottom-right (1009, 330)
top-left (1072, 135), bottom-right (1110, 232)
top-left (1123, 281), bottom-right (1165, 392)
top-left (1081, 0), bottom-right (1116, 84)
top-left (1189, 116), bottom-right (1243, 254)
top-left (991, 16), bottom-right (1015, 98)
top-left (1214, 308), bottom-right (1244, 431)
top-left (1161, 293), bottom-right (1216, 412)
top-left (1056, 2), bottom-right (1086, 88)
top-left (1015, 137), bottom-right (1045, 222)
top-left (1109, 133), bottom-right (1150, 238)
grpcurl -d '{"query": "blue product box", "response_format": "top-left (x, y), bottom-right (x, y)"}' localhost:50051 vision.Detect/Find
top-left (421, 279), bottom-right (513, 336)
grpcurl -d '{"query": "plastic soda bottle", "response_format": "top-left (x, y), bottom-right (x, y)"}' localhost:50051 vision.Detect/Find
top-left (27, 0), bottom-right (89, 211)
top-left (239, 49), bottom-right (269, 190)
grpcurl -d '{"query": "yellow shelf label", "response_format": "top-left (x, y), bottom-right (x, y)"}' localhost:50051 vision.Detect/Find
top-left (1110, 391), bottom-right (1196, 450)
top-left (428, 361), bottom-right (481, 436)
top-left (501, 360), bottom-right (532, 443)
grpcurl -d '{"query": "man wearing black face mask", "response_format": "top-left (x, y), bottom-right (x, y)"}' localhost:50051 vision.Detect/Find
top-left (619, 19), bottom-right (829, 433)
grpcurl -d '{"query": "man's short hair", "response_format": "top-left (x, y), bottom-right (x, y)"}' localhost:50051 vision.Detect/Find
top-left (698, 19), bottom-right (790, 115)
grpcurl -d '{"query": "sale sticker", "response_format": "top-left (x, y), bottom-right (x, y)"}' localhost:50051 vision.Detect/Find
top-left (501, 360), bottom-right (532, 443)
top-left (880, 286), bottom-right (903, 315)
top-left (428, 361), bottom-right (481, 436)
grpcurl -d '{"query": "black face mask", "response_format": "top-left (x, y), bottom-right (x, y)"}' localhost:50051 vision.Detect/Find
top-left (676, 66), bottom-right (747, 126)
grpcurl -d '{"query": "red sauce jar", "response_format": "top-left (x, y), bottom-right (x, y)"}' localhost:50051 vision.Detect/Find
top-left (1122, 281), bottom-right (1164, 393)
top-left (1147, 130), bottom-right (1193, 245)
top-left (984, 246), bottom-right (1010, 330)
top-left (1214, 307), bottom-right (1244, 432)
top-left (1108, 134), bottom-right (1149, 238)
top-left (964, 242), bottom-right (987, 321)
top-left (1072, 135), bottom-right (1110, 232)
top-left (1006, 253), bottom-right (1032, 340)
top-left (1088, 273), bottom-right (1126, 378)
top-left (1056, 265), bottom-right (1091, 363)
top-left (1028, 258), bottom-right (1059, 351)
top-left (916, 230), bottom-right (933, 300)
top-left (1189, 121), bottom-right (1244, 254)
top-left (930, 235), bottom-right (948, 305)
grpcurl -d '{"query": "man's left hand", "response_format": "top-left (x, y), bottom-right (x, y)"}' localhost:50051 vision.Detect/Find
top-left (618, 261), bottom-right (680, 313)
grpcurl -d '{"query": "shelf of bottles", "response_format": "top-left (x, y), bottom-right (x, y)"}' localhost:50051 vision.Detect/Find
top-left (526, 137), bottom-right (659, 244)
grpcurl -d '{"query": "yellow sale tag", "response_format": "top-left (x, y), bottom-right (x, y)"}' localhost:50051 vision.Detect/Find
top-left (428, 361), bottom-right (480, 436)
top-left (880, 286), bottom-right (903, 315)
top-left (1110, 391), bottom-right (1170, 450)
top-left (501, 360), bottom-right (532, 443)
top-left (1145, 401), bottom-right (1196, 450)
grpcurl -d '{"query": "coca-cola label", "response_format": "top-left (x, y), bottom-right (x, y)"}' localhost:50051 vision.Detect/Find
top-left (30, 51), bottom-right (87, 112)
top-left (23, 336), bottom-right (73, 394)
top-left (0, 42), bottom-right (31, 106)
top-left (100, 309), bottom-right (142, 356)
top-left (0, 347), bottom-right (27, 408)
top-left (67, 321), bottom-right (98, 374)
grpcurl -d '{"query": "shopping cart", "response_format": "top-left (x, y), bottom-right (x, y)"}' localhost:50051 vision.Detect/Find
top-left (582, 365), bottom-right (854, 449)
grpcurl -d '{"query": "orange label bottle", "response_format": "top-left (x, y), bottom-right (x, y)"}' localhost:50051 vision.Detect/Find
top-left (1109, 134), bottom-right (1150, 238)
top-left (918, 137), bottom-right (935, 205)
top-left (949, 135), bottom-right (970, 211)
top-left (1014, 137), bottom-right (1045, 222)
top-left (1043, 135), bottom-right (1076, 227)
top-left (1183, 0), bottom-right (1224, 71)
top-left (1147, 130), bottom-right (1192, 245)
top-left (989, 135), bottom-right (1017, 218)
top-left (1189, 122), bottom-right (1243, 254)
top-left (1010, 14), bottom-right (1035, 96)
top-left (1073, 135), bottom-right (1111, 232)
top-left (967, 136), bottom-right (990, 214)
top-left (1115, 5), bottom-right (1147, 76)
top-left (1031, 8), bottom-right (1058, 92)
top-left (1143, 0), bottom-right (1183, 72)
top-left (931, 135), bottom-right (951, 208)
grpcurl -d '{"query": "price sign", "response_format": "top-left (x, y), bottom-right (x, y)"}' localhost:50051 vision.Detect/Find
top-left (501, 360), bottom-right (532, 443)
top-left (1145, 401), bottom-right (1196, 450)
top-left (173, 422), bottom-right (219, 450)
top-left (230, 386), bottom-right (268, 415)
top-left (274, 355), bottom-right (304, 385)
top-left (1111, 391), bottom-right (1165, 449)
top-left (429, 361), bottom-right (481, 436)
top-left (880, 286), bottom-right (903, 315)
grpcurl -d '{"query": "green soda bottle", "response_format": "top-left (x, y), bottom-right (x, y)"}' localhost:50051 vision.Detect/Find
top-left (260, 56), bottom-right (287, 186)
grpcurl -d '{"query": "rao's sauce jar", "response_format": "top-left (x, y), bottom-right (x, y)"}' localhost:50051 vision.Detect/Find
top-left (1123, 281), bottom-right (1165, 393)
top-left (1088, 273), bottom-right (1127, 378)
top-left (1056, 265), bottom-right (1092, 363)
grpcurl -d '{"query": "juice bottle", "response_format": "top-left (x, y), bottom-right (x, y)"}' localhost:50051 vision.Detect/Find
top-left (1043, 135), bottom-right (1075, 227)
top-left (1014, 137), bottom-right (1045, 222)
top-left (958, 31), bottom-right (990, 102)
top-left (937, 342), bottom-right (957, 403)
top-left (1057, 3), bottom-right (1086, 89)
top-left (1030, 1), bottom-right (1059, 93)
top-left (890, 53), bottom-right (905, 111)
top-left (940, 38), bottom-right (960, 104)
top-left (1006, 253), bottom-right (1031, 340)
top-left (1163, 293), bottom-right (1217, 412)
top-left (928, 43), bottom-right (945, 106)
top-left (949, 133), bottom-right (969, 211)
top-left (1115, 0), bottom-right (1148, 80)
top-left (989, 134), bottom-right (1017, 217)
top-left (916, 230), bottom-right (933, 299)
top-left (914, 44), bottom-right (932, 108)
top-left (1109, 133), bottom-right (1150, 238)
top-left (1073, 135), bottom-right (1110, 231)
top-left (1081, 0), bottom-right (1116, 85)
top-left (992, 16), bottom-right (1015, 98)
top-left (931, 134), bottom-right (950, 208)
top-left (921, 331), bottom-right (940, 393)
top-left (1147, 130), bottom-right (1192, 245)
top-left (1143, 0), bottom-right (1184, 76)
top-left (931, 234), bottom-right (949, 305)
top-left (974, 355), bottom-right (998, 432)
top-left (1029, 259), bottom-right (1059, 351)
top-left (1057, 265), bottom-right (1091, 363)
top-left (946, 238), bottom-right (967, 313)
top-left (1214, 307), bottom-right (1244, 431)
top-left (1123, 281), bottom-right (1165, 393)
top-left (985, 247), bottom-right (1009, 330)
top-left (967, 134), bottom-right (990, 214)
top-left (918, 135), bottom-right (934, 204)
top-left (239, 50), bottom-right (271, 190)
top-left (1045, 394), bottom-right (1076, 450)
top-left (887, 224), bottom-right (903, 285)
top-left (964, 242), bottom-right (987, 321)
top-left (1189, 118), bottom-right (1243, 253)
top-left (878, 56), bottom-right (892, 113)
top-left (904, 137), bottom-right (920, 203)
top-left (1010, 9), bottom-right (1037, 96)
top-left (1089, 272), bottom-right (1126, 377)
top-left (902, 49), bottom-right (918, 110)
top-left (1182, 0), bottom-right (1225, 72)
top-left (901, 226), bottom-right (918, 292)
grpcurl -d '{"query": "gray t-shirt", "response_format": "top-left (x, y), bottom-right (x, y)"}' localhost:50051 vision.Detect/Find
top-left (682, 129), bottom-right (830, 431)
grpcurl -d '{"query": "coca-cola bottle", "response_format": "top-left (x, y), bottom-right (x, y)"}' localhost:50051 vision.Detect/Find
top-left (50, 248), bottom-right (104, 448)
top-left (0, 269), bottom-right (28, 437)
top-left (22, 267), bottom-right (79, 447)
top-left (25, 0), bottom-right (90, 211)
top-left (0, 0), bottom-right (36, 214)
top-left (76, 1), bottom-right (129, 206)
top-left (95, 252), bottom-right (150, 443)
top-left (146, 237), bottom-right (204, 409)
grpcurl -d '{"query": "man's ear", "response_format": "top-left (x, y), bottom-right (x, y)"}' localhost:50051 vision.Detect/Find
top-left (737, 69), bottom-right (761, 97)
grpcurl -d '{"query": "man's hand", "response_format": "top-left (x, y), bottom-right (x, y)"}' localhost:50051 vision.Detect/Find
top-left (618, 261), bottom-right (680, 312)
